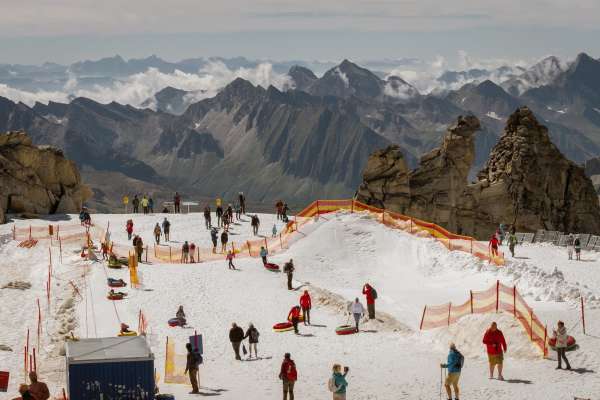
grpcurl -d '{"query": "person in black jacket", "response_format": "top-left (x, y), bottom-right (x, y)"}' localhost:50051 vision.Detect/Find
top-left (229, 323), bottom-right (245, 360)
top-left (210, 228), bottom-right (218, 253)
top-left (221, 230), bottom-right (229, 253)
top-left (203, 206), bottom-right (212, 229)
top-left (283, 259), bottom-right (295, 290)
top-left (244, 323), bottom-right (260, 359)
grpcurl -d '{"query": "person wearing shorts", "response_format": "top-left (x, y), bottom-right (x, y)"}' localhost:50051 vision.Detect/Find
top-left (483, 322), bottom-right (507, 380)
top-left (441, 343), bottom-right (463, 400)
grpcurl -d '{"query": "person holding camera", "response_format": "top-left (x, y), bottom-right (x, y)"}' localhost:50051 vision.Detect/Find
top-left (329, 364), bottom-right (349, 399)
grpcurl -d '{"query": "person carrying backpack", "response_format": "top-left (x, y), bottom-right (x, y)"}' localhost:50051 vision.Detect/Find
top-left (328, 364), bottom-right (349, 400)
top-left (279, 353), bottom-right (297, 400)
top-left (244, 323), bottom-right (260, 359)
top-left (162, 218), bottom-right (171, 241)
top-left (441, 343), bottom-right (464, 400)
top-left (184, 342), bottom-right (202, 394)
top-left (362, 283), bottom-right (377, 319)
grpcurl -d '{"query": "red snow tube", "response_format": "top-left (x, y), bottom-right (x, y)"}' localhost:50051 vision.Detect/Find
top-left (107, 293), bottom-right (126, 300)
top-left (168, 318), bottom-right (186, 327)
top-left (273, 322), bottom-right (294, 332)
top-left (264, 263), bottom-right (280, 271)
top-left (335, 325), bottom-right (357, 335)
top-left (107, 279), bottom-right (127, 288)
top-left (548, 336), bottom-right (577, 350)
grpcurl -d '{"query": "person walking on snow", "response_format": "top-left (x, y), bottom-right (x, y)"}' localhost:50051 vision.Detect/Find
top-left (141, 195), bottom-right (149, 214)
top-left (574, 235), bottom-right (582, 261)
top-left (566, 233), bottom-right (575, 260)
top-left (148, 197), bottom-right (154, 213)
top-left (189, 242), bottom-right (196, 263)
top-left (153, 223), bottom-right (161, 245)
top-left (101, 242), bottom-right (109, 260)
top-left (204, 206), bottom-right (212, 229)
top-left (162, 217), bottom-right (171, 241)
top-left (553, 321), bottom-right (572, 370)
top-left (229, 323), bottom-right (245, 360)
top-left (221, 230), bottom-right (229, 253)
top-left (299, 290), bottom-right (312, 325)
top-left (272, 224), bottom-right (278, 238)
top-left (135, 236), bottom-right (144, 263)
top-left (329, 364), bottom-right (349, 400)
top-left (276, 200), bottom-right (284, 220)
top-left (174, 192), bottom-right (181, 213)
top-left (288, 305), bottom-right (302, 334)
top-left (251, 214), bottom-right (260, 235)
top-left (441, 343), bottom-right (464, 400)
top-left (132, 195), bottom-right (140, 213)
top-left (244, 323), bottom-right (260, 359)
top-left (126, 219), bottom-right (134, 240)
top-left (260, 246), bottom-right (268, 265)
top-left (227, 250), bottom-right (236, 270)
top-left (362, 283), bottom-right (377, 319)
top-left (483, 321), bottom-right (507, 380)
top-left (216, 205), bottom-right (224, 227)
top-left (279, 353), bottom-right (297, 400)
top-left (282, 203), bottom-right (290, 221)
top-left (28, 371), bottom-right (50, 400)
top-left (489, 234), bottom-right (499, 257)
top-left (283, 259), bottom-right (295, 290)
top-left (182, 241), bottom-right (190, 263)
top-left (508, 228), bottom-right (517, 258)
top-left (211, 228), bottom-right (218, 253)
top-left (349, 298), bottom-right (365, 332)
top-left (184, 342), bottom-right (201, 394)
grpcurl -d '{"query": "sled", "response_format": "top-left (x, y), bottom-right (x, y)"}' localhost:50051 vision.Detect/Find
top-left (168, 318), bottom-right (186, 327)
top-left (335, 325), bottom-right (357, 335)
top-left (107, 278), bottom-right (127, 288)
top-left (264, 263), bottom-right (280, 272)
top-left (118, 331), bottom-right (138, 337)
top-left (107, 260), bottom-right (123, 269)
top-left (107, 292), bottom-right (127, 300)
top-left (273, 322), bottom-right (294, 332)
top-left (548, 335), bottom-right (578, 352)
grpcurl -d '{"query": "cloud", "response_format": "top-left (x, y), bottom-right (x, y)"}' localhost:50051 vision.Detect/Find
top-left (333, 67), bottom-right (350, 87)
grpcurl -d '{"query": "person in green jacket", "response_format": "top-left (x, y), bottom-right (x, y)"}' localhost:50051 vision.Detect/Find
top-left (330, 364), bottom-right (349, 400)
top-left (508, 228), bottom-right (518, 257)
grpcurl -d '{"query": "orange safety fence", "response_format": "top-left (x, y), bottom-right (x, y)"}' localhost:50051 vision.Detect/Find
top-left (11, 199), bottom-right (504, 266)
top-left (419, 280), bottom-right (548, 357)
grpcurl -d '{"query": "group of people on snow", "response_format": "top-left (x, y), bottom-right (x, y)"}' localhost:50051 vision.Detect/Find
top-left (131, 194), bottom-right (155, 214)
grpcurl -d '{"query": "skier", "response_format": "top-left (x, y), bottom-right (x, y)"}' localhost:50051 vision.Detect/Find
top-left (362, 283), bottom-right (377, 319)
top-left (552, 321), bottom-right (572, 370)
top-left (153, 223), bottom-right (161, 245)
top-left (204, 206), bottom-right (212, 229)
top-left (175, 306), bottom-right (187, 326)
top-left (27, 371), bottom-right (50, 400)
top-left (441, 343), bottom-right (464, 400)
top-left (239, 192), bottom-right (246, 214)
top-left (272, 224), bottom-right (278, 238)
top-left (574, 235), bottom-right (582, 261)
top-left (189, 242), bottom-right (196, 263)
top-left (508, 228), bottom-right (517, 258)
top-left (135, 235), bottom-right (144, 262)
top-left (174, 192), bottom-right (181, 213)
top-left (226, 250), bottom-right (236, 270)
top-left (489, 233), bottom-right (499, 258)
top-left (141, 195), bottom-right (149, 214)
top-left (148, 197), bottom-right (154, 213)
top-left (244, 323), bottom-right (260, 359)
top-left (482, 321), bottom-right (507, 380)
top-left (182, 241), bottom-right (190, 263)
top-left (221, 230), bottom-right (229, 253)
top-left (162, 217), bottom-right (171, 241)
top-left (229, 323), bottom-right (245, 360)
top-left (184, 343), bottom-right (201, 394)
top-left (288, 305), bottom-right (302, 334)
top-left (279, 353), bottom-right (297, 400)
top-left (299, 290), bottom-right (311, 325)
top-left (260, 246), bottom-right (268, 265)
top-left (329, 364), bottom-right (349, 400)
top-left (349, 298), bottom-right (365, 332)
top-left (283, 259), bottom-right (295, 290)
top-left (126, 219), bottom-right (134, 240)
top-left (210, 228), bottom-right (218, 253)
top-left (251, 215), bottom-right (260, 235)
top-left (132, 195), bottom-right (140, 213)
top-left (566, 233), bottom-right (575, 260)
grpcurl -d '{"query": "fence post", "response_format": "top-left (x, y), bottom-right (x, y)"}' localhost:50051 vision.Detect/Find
top-left (29, 225), bottom-right (32, 240)
top-left (279, 233), bottom-right (283, 249)
top-left (197, 246), bottom-right (200, 262)
top-left (145, 246), bottom-right (148, 263)
top-left (56, 225), bottom-right (60, 240)
top-left (449, 239), bottom-right (452, 251)
top-left (470, 239), bottom-right (473, 254)
top-left (62, 388), bottom-right (67, 400)
top-left (543, 326), bottom-right (548, 357)
top-left (419, 306), bottom-right (427, 330)
top-left (351, 199), bottom-right (354, 213)
top-left (447, 303), bottom-right (452, 326)
top-left (410, 219), bottom-right (413, 233)
top-left (513, 286), bottom-right (516, 317)
top-left (169, 246), bottom-right (172, 262)
top-left (470, 290), bottom-right (473, 314)
top-left (496, 280), bottom-right (500, 312)
top-left (59, 239), bottom-right (63, 264)
top-left (529, 310), bottom-right (533, 340)
top-left (154, 245), bottom-right (157, 257)
top-left (581, 297), bottom-right (586, 335)
top-left (264, 237), bottom-right (268, 251)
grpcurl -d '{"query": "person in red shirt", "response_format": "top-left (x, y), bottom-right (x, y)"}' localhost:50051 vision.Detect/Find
top-left (287, 306), bottom-right (301, 334)
top-left (299, 290), bottom-right (312, 325)
top-left (362, 283), bottom-right (376, 319)
top-left (126, 219), bottom-right (134, 240)
top-left (279, 353), bottom-right (297, 400)
top-left (482, 321), bottom-right (507, 380)
top-left (489, 234), bottom-right (499, 257)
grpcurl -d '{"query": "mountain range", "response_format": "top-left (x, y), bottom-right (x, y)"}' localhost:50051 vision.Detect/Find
top-left (2, 53), bottom-right (600, 211)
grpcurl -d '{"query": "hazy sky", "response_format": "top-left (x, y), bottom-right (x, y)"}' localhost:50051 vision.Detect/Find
top-left (1, 0), bottom-right (599, 64)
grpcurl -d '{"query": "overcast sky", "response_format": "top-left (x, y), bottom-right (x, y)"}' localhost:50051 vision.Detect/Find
top-left (1, 0), bottom-right (599, 65)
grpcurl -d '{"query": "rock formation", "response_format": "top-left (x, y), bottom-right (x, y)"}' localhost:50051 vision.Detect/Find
top-left (357, 107), bottom-right (600, 238)
top-left (0, 130), bottom-right (92, 223)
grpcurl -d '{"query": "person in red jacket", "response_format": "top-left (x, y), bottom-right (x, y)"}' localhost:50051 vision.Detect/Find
top-left (489, 234), bottom-right (499, 257)
top-left (299, 290), bottom-right (311, 325)
top-left (362, 283), bottom-right (376, 319)
top-left (482, 321), bottom-right (507, 380)
top-left (279, 352), bottom-right (297, 400)
top-left (126, 219), bottom-right (134, 240)
top-left (288, 305), bottom-right (301, 334)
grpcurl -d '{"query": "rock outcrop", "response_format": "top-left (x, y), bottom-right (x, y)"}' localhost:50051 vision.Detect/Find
top-left (0, 130), bottom-right (92, 223)
top-left (357, 107), bottom-right (600, 238)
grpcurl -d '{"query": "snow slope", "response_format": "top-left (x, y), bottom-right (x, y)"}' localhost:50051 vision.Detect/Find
top-left (1, 211), bottom-right (599, 399)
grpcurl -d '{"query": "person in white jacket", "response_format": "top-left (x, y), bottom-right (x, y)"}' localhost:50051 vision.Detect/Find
top-left (553, 321), bottom-right (571, 370)
top-left (349, 298), bottom-right (365, 332)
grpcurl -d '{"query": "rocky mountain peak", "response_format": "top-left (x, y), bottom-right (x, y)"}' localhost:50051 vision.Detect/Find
top-left (288, 66), bottom-right (318, 91)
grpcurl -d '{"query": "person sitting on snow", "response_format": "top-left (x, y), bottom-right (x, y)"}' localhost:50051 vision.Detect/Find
top-left (120, 323), bottom-right (131, 333)
top-left (175, 306), bottom-right (187, 326)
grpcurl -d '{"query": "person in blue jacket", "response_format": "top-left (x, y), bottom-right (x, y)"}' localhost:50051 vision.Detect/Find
top-left (441, 343), bottom-right (463, 400)
top-left (259, 246), bottom-right (268, 265)
top-left (330, 364), bottom-right (349, 399)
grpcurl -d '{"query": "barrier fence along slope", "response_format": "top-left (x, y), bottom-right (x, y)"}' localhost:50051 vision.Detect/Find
top-left (420, 280), bottom-right (549, 357)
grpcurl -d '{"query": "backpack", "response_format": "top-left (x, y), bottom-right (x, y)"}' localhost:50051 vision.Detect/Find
top-left (371, 288), bottom-right (378, 300)
top-left (192, 351), bottom-right (203, 367)
top-left (327, 376), bottom-right (339, 392)
top-left (287, 362), bottom-right (297, 381)
top-left (456, 351), bottom-right (465, 369)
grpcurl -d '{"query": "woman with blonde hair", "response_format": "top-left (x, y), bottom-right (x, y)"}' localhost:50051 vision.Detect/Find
top-left (328, 363), bottom-right (349, 399)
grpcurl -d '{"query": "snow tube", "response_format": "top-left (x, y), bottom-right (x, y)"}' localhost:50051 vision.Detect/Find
top-left (335, 325), bottom-right (357, 335)
top-left (118, 331), bottom-right (137, 337)
top-left (168, 318), bottom-right (186, 327)
top-left (107, 278), bottom-right (127, 288)
top-left (107, 292), bottom-right (127, 300)
top-left (273, 322), bottom-right (294, 332)
top-left (264, 263), bottom-right (280, 271)
top-left (548, 336), bottom-right (577, 351)
top-left (107, 261), bottom-right (122, 269)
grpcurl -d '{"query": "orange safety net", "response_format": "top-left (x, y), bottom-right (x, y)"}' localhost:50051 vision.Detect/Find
top-left (420, 281), bottom-right (548, 357)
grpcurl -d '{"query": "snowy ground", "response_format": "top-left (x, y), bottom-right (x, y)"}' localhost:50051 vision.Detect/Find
top-left (1, 211), bottom-right (599, 399)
